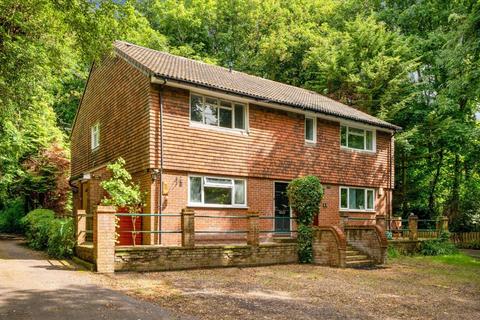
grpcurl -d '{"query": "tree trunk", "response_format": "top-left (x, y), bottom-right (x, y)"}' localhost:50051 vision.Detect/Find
top-left (428, 149), bottom-right (443, 218)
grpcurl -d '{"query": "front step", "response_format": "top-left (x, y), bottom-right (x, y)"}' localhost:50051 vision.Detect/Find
top-left (345, 245), bottom-right (374, 267)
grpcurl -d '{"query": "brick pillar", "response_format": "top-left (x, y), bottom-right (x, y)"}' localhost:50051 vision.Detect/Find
top-left (93, 206), bottom-right (116, 273)
top-left (339, 212), bottom-right (349, 230)
top-left (181, 208), bottom-right (195, 248)
top-left (408, 214), bottom-right (418, 240)
top-left (376, 214), bottom-right (386, 231)
top-left (247, 211), bottom-right (259, 247)
top-left (438, 216), bottom-right (449, 233)
top-left (76, 210), bottom-right (86, 245)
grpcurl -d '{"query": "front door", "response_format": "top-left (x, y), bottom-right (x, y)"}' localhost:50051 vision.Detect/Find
top-left (274, 182), bottom-right (290, 233)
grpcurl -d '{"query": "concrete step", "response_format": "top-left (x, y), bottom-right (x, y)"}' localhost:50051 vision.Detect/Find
top-left (346, 250), bottom-right (360, 255)
top-left (346, 259), bottom-right (374, 267)
top-left (346, 254), bottom-right (369, 261)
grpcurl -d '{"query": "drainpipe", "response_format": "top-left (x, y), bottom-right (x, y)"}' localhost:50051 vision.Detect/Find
top-left (157, 77), bottom-right (167, 244)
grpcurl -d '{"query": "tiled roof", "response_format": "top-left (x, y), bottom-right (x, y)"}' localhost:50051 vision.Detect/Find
top-left (114, 41), bottom-right (400, 130)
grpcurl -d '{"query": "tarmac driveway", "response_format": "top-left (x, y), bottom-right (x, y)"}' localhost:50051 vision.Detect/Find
top-left (0, 236), bottom-right (185, 320)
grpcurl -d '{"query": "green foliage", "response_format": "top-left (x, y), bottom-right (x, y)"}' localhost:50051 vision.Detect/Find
top-left (387, 245), bottom-right (400, 259)
top-left (21, 209), bottom-right (74, 258)
top-left (287, 176), bottom-right (323, 263)
top-left (100, 158), bottom-right (145, 212)
top-left (21, 209), bottom-right (55, 250)
top-left (287, 176), bottom-right (324, 225)
top-left (456, 240), bottom-right (480, 250)
top-left (0, 198), bottom-right (26, 233)
top-left (47, 218), bottom-right (75, 258)
top-left (297, 224), bottom-right (314, 263)
top-left (420, 231), bottom-right (458, 256)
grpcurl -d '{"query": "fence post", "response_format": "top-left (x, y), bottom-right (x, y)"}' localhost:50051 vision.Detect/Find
top-left (408, 214), bottom-right (418, 240)
top-left (181, 208), bottom-right (195, 248)
top-left (375, 214), bottom-right (386, 230)
top-left (93, 206), bottom-right (116, 273)
top-left (76, 210), bottom-right (86, 245)
top-left (438, 216), bottom-right (449, 233)
top-left (247, 211), bottom-right (259, 247)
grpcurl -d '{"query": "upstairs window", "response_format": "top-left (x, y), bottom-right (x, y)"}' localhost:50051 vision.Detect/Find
top-left (189, 175), bottom-right (247, 207)
top-left (340, 187), bottom-right (375, 211)
top-left (190, 94), bottom-right (246, 130)
top-left (341, 125), bottom-right (375, 151)
top-left (91, 123), bottom-right (100, 150)
top-left (305, 116), bottom-right (316, 143)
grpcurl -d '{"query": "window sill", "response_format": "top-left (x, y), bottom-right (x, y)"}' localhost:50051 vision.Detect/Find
top-left (187, 203), bottom-right (249, 209)
top-left (340, 146), bottom-right (376, 154)
top-left (189, 122), bottom-right (248, 136)
top-left (91, 147), bottom-right (99, 153)
top-left (339, 209), bottom-right (376, 213)
top-left (305, 141), bottom-right (317, 146)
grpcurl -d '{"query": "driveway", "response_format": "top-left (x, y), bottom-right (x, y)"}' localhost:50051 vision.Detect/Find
top-left (0, 236), bottom-right (185, 320)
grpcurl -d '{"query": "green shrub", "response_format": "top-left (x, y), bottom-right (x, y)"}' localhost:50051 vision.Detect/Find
top-left (287, 176), bottom-right (323, 263)
top-left (47, 218), bottom-right (75, 258)
top-left (456, 240), bottom-right (480, 249)
top-left (21, 209), bottom-right (55, 250)
top-left (420, 231), bottom-right (458, 256)
top-left (0, 198), bottom-right (26, 233)
top-left (387, 245), bottom-right (400, 258)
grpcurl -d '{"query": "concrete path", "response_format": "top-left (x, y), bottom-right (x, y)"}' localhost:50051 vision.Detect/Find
top-left (0, 236), bottom-right (185, 320)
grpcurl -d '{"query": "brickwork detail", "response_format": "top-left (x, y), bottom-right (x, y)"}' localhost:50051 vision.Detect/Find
top-left (94, 206), bottom-right (116, 273)
top-left (115, 243), bottom-right (298, 272)
top-left (312, 226), bottom-right (347, 267)
top-left (344, 225), bottom-right (387, 264)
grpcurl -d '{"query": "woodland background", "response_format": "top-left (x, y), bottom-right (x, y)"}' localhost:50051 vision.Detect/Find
top-left (1, 0), bottom-right (479, 231)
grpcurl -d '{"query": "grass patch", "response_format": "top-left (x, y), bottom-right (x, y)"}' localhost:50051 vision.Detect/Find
top-left (418, 253), bottom-right (480, 268)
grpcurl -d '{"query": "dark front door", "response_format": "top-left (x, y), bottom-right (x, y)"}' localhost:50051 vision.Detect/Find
top-left (274, 182), bottom-right (290, 233)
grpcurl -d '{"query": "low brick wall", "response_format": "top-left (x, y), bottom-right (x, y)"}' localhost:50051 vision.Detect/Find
top-left (115, 243), bottom-right (298, 272)
top-left (312, 226), bottom-right (346, 267)
top-left (75, 244), bottom-right (94, 263)
top-left (344, 225), bottom-right (387, 264)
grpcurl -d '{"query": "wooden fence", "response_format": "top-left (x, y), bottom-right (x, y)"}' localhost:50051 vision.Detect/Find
top-left (451, 232), bottom-right (480, 245)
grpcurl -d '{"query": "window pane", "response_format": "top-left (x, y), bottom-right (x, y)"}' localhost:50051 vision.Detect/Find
top-left (204, 177), bottom-right (232, 186)
top-left (348, 133), bottom-right (365, 149)
top-left (367, 190), bottom-right (374, 210)
top-left (219, 108), bottom-right (232, 128)
top-left (341, 126), bottom-right (347, 146)
top-left (204, 187), bottom-right (232, 204)
top-left (189, 177), bottom-right (202, 203)
top-left (349, 127), bottom-right (364, 135)
top-left (234, 180), bottom-right (245, 204)
top-left (204, 98), bottom-right (218, 125)
top-left (190, 95), bottom-right (203, 122)
top-left (349, 188), bottom-right (365, 210)
top-left (366, 130), bottom-right (373, 150)
top-left (340, 188), bottom-right (348, 208)
top-left (234, 104), bottom-right (245, 129)
top-left (305, 118), bottom-right (314, 141)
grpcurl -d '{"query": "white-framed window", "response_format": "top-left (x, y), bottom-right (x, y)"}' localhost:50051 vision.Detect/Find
top-left (91, 123), bottom-right (100, 150)
top-left (340, 187), bottom-right (375, 211)
top-left (188, 175), bottom-right (247, 207)
top-left (305, 116), bottom-right (316, 143)
top-left (190, 93), bottom-right (246, 130)
top-left (340, 125), bottom-right (375, 151)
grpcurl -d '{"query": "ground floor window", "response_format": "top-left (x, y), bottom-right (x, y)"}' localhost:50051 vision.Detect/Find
top-left (188, 175), bottom-right (246, 207)
top-left (340, 187), bottom-right (375, 211)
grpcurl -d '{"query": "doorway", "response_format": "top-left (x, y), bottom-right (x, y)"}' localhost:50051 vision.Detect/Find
top-left (274, 182), bottom-right (291, 233)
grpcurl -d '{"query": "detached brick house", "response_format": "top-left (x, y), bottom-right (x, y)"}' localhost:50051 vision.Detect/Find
top-left (70, 41), bottom-right (400, 246)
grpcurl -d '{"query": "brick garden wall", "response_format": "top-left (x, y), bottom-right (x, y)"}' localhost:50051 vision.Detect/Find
top-left (312, 226), bottom-right (347, 267)
top-left (114, 243), bottom-right (298, 272)
top-left (344, 225), bottom-right (387, 264)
